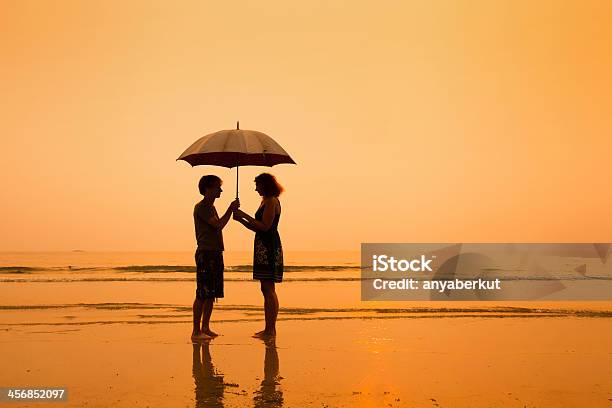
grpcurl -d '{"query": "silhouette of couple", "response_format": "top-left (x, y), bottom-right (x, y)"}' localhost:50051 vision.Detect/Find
top-left (191, 173), bottom-right (284, 341)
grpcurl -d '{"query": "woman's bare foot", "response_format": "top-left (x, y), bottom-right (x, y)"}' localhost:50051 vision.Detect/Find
top-left (191, 331), bottom-right (213, 342)
top-left (202, 329), bottom-right (219, 337)
top-left (252, 330), bottom-right (276, 339)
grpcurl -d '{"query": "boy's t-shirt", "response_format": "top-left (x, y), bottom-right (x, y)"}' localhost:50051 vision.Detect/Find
top-left (194, 201), bottom-right (224, 251)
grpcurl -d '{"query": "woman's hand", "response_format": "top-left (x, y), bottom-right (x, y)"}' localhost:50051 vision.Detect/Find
top-left (233, 209), bottom-right (257, 232)
top-left (233, 209), bottom-right (247, 219)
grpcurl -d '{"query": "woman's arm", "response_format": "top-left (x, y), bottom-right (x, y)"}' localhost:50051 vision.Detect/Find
top-left (235, 199), bottom-right (277, 232)
top-left (233, 212), bottom-right (258, 232)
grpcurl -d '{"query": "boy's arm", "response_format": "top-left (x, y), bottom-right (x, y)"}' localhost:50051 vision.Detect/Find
top-left (215, 206), bottom-right (233, 230)
top-left (204, 200), bottom-right (239, 230)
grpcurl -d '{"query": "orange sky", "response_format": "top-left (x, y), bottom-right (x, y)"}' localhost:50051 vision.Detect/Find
top-left (1, 0), bottom-right (611, 251)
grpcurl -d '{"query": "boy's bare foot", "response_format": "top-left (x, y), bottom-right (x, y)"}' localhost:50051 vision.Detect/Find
top-left (252, 330), bottom-right (276, 339)
top-left (191, 332), bottom-right (213, 342)
top-left (202, 329), bottom-right (219, 337)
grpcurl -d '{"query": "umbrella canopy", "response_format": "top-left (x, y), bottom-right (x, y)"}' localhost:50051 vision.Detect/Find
top-left (177, 122), bottom-right (295, 198)
top-left (177, 123), bottom-right (296, 168)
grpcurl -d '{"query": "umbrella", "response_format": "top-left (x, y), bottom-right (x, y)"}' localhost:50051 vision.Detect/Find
top-left (177, 122), bottom-right (296, 198)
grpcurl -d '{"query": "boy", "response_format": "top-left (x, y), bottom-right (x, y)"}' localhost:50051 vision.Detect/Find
top-left (192, 175), bottom-right (239, 341)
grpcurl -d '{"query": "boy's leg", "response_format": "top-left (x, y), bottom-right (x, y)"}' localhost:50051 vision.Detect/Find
top-left (192, 294), bottom-right (213, 340)
top-left (201, 298), bottom-right (217, 336)
top-left (192, 297), bottom-right (204, 335)
top-left (200, 251), bottom-right (223, 337)
top-left (192, 250), bottom-right (212, 340)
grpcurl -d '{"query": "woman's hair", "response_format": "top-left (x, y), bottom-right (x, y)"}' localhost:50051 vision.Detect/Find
top-left (198, 175), bottom-right (222, 195)
top-left (255, 173), bottom-right (284, 197)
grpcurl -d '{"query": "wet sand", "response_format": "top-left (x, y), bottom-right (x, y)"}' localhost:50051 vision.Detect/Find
top-left (1, 311), bottom-right (612, 407)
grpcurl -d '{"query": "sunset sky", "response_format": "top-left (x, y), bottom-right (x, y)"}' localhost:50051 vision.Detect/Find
top-left (1, 0), bottom-right (611, 251)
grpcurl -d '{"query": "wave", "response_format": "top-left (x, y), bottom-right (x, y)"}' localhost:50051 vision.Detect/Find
top-left (2, 276), bottom-right (612, 283)
top-left (1, 265), bottom-right (610, 283)
top-left (116, 264), bottom-right (363, 272)
top-left (2, 302), bottom-right (611, 315)
top-left (0, 264), bottom-right (362, 273)
top-left (1, 303), bottom-right (610, 327)
top-left (0, 266), bottom-right (38, 273)
top-left (0, 277), bottom-right (363, 283)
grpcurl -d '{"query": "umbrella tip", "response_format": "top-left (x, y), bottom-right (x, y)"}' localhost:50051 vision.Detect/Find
top-left (237, 121), bottom-right (239, 130)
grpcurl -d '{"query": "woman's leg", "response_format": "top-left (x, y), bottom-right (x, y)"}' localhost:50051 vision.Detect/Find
top-left (266, 281), bottom-right (279, 333)
top-left (256, 280), bottom-right (278, 337)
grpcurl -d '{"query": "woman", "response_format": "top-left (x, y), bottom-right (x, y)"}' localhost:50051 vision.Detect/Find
top-left (233, 173), bottom-right (284, 338)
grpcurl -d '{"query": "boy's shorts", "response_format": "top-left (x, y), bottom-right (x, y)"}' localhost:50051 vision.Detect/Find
top-left (195, 249), bottom-right (224, 300)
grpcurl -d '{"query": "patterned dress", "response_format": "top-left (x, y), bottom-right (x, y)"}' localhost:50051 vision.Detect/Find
top-left (253, 201), bottom-right (284, 282)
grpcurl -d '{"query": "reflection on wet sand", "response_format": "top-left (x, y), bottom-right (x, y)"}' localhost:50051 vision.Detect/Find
top-left (191, 339), bottom-right (283, 407)
top-left (192, 342), bottom-right (225, 408)
top-left (254, 338), bottom-right (284, 408)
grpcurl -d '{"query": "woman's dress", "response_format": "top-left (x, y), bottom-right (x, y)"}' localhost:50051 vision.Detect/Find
top-left (253, 202), bottom-right (284, 282)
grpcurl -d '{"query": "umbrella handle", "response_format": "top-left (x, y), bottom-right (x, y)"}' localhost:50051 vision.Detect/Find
top-left (236, 121), bottom-right (240, 199)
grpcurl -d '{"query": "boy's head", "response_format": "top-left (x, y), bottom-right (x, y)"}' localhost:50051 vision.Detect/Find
top-left (198, 175), bottom-right (222, 198)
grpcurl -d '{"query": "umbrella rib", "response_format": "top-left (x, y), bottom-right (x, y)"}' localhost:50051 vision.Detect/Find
top-left (215, 130), bottom-right (233, 167)
top-left (255, 132), bottom-right (266, 165)
top-left (229, 129), bottom-right (242, 167)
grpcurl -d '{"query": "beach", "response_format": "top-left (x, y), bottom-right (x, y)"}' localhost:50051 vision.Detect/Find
top-left (1, 251), bottom-right (611, 407)
top-left (4, 0), bottom-right (612, 405)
